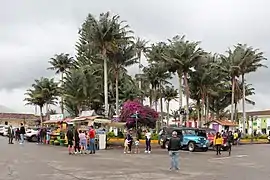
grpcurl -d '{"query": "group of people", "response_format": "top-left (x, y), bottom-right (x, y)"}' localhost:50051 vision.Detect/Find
top-left (7, 123), bottom-right (26, 144)
top-left (214, 129), bottom-right (241, 156)
top-left (123, 129), bottom-right (152, 154)
top-left (66, 125), bottom-right (96, 155)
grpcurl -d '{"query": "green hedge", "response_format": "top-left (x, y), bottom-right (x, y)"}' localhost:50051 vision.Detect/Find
top-left (242, 134), bottom-right (268, 139)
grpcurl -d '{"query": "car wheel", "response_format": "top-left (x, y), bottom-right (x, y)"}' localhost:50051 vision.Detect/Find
top-left (31, 135), bottom-right (37, 142)
top-left (188, 142), bottom-right (195, 152)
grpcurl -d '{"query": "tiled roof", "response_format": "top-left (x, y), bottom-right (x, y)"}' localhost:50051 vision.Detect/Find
top-left (0, 113), bottom-right (38, 119)
top-left (211, 120), bottom-right (238, 126)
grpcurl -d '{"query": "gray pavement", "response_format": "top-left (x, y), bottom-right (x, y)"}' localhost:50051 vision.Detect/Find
top-left (0, 136), bottom-right (270, 180)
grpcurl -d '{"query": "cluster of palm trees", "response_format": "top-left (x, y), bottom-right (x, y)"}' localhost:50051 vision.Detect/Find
top-left (24, 12), bottom-right (267, 129)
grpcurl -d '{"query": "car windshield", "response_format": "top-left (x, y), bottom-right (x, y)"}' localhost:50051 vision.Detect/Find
top-left (182, 129), bottom-right (207, 137)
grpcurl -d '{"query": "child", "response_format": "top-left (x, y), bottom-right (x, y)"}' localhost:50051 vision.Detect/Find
top-left (79, 130), bottom-right (87, 154)
top-left (134, 138), bottom-right (139, 154)
top-left (123, 138), bottom-right (129, 154)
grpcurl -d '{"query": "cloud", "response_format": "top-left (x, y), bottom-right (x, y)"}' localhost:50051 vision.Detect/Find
top-left (0, 0), bottom-right (269, 113)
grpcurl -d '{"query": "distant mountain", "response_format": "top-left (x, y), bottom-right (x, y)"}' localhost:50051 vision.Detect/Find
top-left (0, 105), bottom-right (15, 113)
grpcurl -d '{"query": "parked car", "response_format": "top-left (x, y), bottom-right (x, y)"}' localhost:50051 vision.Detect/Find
top-left (204, 128), bottom-right (216, 147)
top-left (160, 127), bottom-right (209, 152)
top-left (25, 127), bottom-right (39, 142)
top-left (0, 125), bottom-right (8, 136)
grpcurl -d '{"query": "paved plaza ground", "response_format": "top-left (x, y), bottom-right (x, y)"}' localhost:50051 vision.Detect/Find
top-left (0, 137), bottom-right (269, 180)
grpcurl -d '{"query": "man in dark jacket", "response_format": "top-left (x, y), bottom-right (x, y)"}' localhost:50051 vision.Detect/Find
top-left (19, 123), bottom-right (26, 144)
top-left (167, 131), bottom-right (181, 171)
top-left (8, 125), bottom-right (14, 144)
top-left (66, 127), bottom-right (74, 155)
top-left (227, 131), bottom-right (234, 156)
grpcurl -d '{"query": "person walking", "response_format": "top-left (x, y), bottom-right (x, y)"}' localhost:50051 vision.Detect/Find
top-left (227, 131), bottom-right (234, 156)
top-left (19, 123), bottom-right (26, 145)
top-left (66, 127), bottom-right (74, 155)
top-left (8, 125), bottom-right (14, 144)
top-left (74, 128), bottom-right (80, 154)
top-left (145, 129), bottom-right (152, 154)
top-left (167, 131), bottom-right (181, 171)
top-left (214, 132), bottom-right (223, 155)
top-left (88, 126), bottom-right (96, 154)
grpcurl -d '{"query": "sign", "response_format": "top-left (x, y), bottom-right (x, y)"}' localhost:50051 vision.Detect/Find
top-left (81, 110), bottom-right (95, 117)
top-left (49, 114), bottom-right (63, 121)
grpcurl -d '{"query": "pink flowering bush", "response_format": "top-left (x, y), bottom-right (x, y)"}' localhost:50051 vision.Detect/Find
top-left (120, 99), bottom-right (158, 128)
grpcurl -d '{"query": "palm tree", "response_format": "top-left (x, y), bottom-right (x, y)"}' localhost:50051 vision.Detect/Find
top-left (48, 53), bottom-right (74, 114)
top-left (164, 35), bottom-right (205, 123)
top-left (135, 38), bottom-right (149, 90)
top-left (24, 89), bottom-right (46, 124)
top-left (108, 43), bottom-right (138, 116)
top-left (163, 86), bottom-right (178, 125)
top-left (237, 44), bottom-right (267, 132)
top-left (79, 12), bottom-right (133, 117)
top-left (24, 77), bottom-right (59, 123)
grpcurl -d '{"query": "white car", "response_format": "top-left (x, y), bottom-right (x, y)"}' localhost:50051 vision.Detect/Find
top-left (25, 128), bottom-right (39, 142)
top-left (0, 125), bottom-right (8, 136)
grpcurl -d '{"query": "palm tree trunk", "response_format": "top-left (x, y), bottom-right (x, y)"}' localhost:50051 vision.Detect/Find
top-left (206, 94), bottom-right (209, 122)
top-left (60, 72), bottom-right (64, 115)
top-left (39, 106), bottom-right (43, 125)
top-left (103, 48), bottom-right (109, 117)
top-left (201, 94), bottom-right (205, 124)
top-left (242, 74), bottom-right (246, 134)
top-left (234, 102), bottom-right (238, 121)
top-left (231, 76), bottom-right (235, 121)
top-left (138, 53), bottom-right (142, 90)
top-left (177, 71), bottom-right (183, 124)
top-left (183, 72), bottom-right (189, 123)
top-left (159, 84), bottom-right (163, 130)
top-left (196, 100), bottom-right (201, 127)
top-left (115, 72), bottom-right (119, 116)
top-left (34, 105), bottom-right (37, 115)
top-left (166, 101), bottom-right (170, 126)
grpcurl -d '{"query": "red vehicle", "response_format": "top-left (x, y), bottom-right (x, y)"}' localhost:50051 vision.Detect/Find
top-left (205, 128), bottom-right (216, 147)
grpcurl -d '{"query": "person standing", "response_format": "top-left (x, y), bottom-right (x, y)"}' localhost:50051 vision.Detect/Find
top-left (126, 130), bottom-right (133, 154)
top-left (145, 129), bottom-right (152, 154)
top-left (19, 123), bottom-right (26, 145)
top-left (66, 127), bottom-right (74, 155)
top-left (15, 128), bottom-right (20, 142)
top-left (167, 131), bottom-right (181, 171)
top-left (227, 131), bottom-right (234, 156)
top-left (8, 125), bottom-right (14, 144)
top-left (79, 130), bottom-right (87, 154)
top-left (214, 132), bottom-right (222, 155)
top-left (74, 128), bottom-right (80, 154)
top-left (88, 126), bottom-right (96, 154)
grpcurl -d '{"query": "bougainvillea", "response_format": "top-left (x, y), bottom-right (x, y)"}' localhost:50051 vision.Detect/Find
top-left (120, 99), bottom-right (159, 128)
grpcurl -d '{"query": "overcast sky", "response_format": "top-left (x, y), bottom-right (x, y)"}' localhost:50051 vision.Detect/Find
top-left (0, 0), bottom-right (269, 114)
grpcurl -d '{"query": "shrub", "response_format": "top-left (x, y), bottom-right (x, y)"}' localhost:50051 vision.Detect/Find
top-left (107, 132), bottom-right (115, 138)
top-left (258, 135), bottom-right (268, 139)
top-left (59, 139), bottom-right (66, 143)
top-left (54, 140), bottom-right (60, 146)
top-left (117, 132), bottom-right (124, 138)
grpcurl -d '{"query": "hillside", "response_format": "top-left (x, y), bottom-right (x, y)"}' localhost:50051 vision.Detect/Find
top-left (0, 105), bottom-right (15, 113)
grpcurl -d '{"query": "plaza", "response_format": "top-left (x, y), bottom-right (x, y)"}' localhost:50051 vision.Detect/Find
top-left (0, 136), bottom-right (269, 180)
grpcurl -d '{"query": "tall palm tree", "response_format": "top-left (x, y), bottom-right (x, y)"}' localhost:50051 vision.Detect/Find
top-left (163, 86), bottom-right (178, 125)
top-left (135, 38), bottom-right (149, 90)
top-left (24, 77), bottom-right (59, 123)
top-left (79, 12), bottom-right (133, 117)
top-left (164, 35), bottom-right (205, 123)
top-left (108, 43), bottom-right (138, 116)
top-left (48, 53), bottom-right (74, 114)
top-left (237, 44), bottom-right (267, 132)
